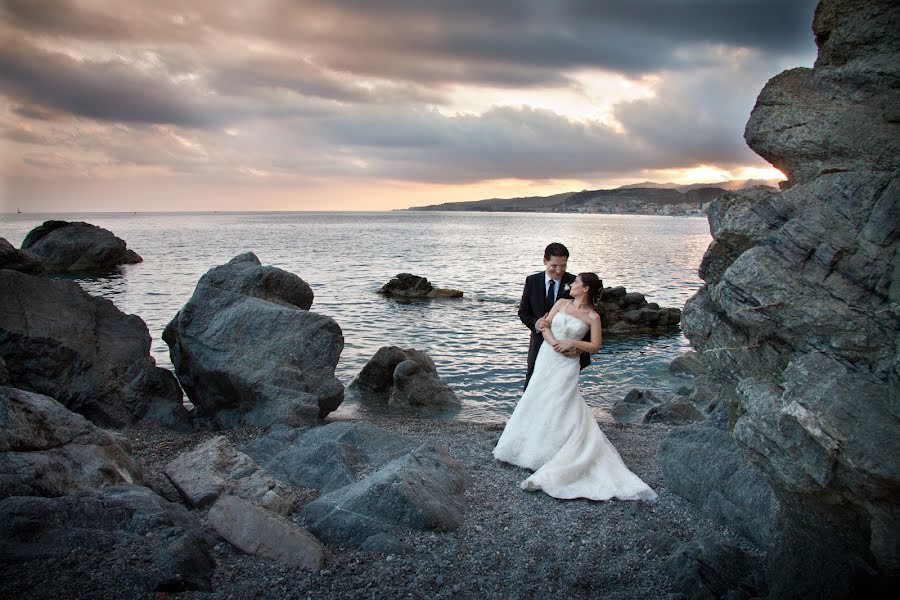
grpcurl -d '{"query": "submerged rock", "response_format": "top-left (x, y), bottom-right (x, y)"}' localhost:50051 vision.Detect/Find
top-left (378, 273), bottom-right (463, 299)
top-left (0, 386), bottom-right (143, 498)
top-left (0, 270), bottom-right (187, 428)
top-left (676, 1), bottom-right (900, 596)
top-left (20, 220), bottom-right (142, 273)
top-left (163, 252), bottom-right (344, 428)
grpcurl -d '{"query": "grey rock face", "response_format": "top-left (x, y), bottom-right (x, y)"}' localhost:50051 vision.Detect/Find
top-left (242, 421), bottom-right (415, 493)
top-left (0, 270), bottom-right (187, 428)
top-left (303, 443), bottom-right (468, 551)
top-left (378, 273), bottom-right (463, 299)
top-left (20, 220), bottom-right (142, 273)
top-left (658, 426), bottom-right (775, 548)
top-left (348, 346), bottom-right (460, 408)
top-left (664, 536), bottom-right (766, 600)
top-left (680, 1), bottom-right (900, 595)
top-left (0, 484), bottom-right (215, 592)
top-left (0, 386), bottom-right (143, 498)
top-left (0, 238), bottom-right (44, 274)
top-left (207, 495), bottom-right (324, 570)
top-left (164, 435), bottom-right (299, 514)
top-left (163, 252), bottom-right (344, 428)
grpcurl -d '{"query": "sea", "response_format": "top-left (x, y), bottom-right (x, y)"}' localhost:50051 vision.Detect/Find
top-left (0, 211), bottom-right (711, 422)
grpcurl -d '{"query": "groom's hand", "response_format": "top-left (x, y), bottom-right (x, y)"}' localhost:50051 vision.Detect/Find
top-left (536, 313), bottom-right (551, 331)
top-left (561, 348), bottom-right (581, 357)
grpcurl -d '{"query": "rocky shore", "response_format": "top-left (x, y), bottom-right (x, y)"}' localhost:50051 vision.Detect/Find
top-left (0, 414), bottom-right (765, 600)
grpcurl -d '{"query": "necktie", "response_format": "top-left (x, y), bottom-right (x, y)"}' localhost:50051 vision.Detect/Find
top-left (546, 279), bottom-right (555, 310)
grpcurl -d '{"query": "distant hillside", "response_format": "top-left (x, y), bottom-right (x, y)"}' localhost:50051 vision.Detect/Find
top-left (407, 179), bottom-right (779, 215)
top-left (617, 178), bottom-right (782, 192)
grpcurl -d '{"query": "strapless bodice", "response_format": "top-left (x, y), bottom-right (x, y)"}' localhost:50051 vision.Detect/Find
top-left (551, 311), bottom-right (589, 340)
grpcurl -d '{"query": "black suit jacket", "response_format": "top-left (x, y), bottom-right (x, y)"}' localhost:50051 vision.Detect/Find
top-left (518, 272), bottom-right (591, 382)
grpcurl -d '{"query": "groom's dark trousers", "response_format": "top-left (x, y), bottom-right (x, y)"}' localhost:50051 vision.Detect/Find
top-left (518, 271), bottom-right (590, 389)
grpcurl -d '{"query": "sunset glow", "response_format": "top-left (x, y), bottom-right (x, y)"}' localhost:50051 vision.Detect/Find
top-left (0, 1), bottom-right (818, 212)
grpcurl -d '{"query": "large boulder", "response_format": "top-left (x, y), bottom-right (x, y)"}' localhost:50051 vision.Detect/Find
top-left (658, 426), bottom-right (775, 548)
top-left (20, 220), bottom-right (142, 273)
top-left (164, 436), bottom-right (299, 515)
top-left (303, 444), bottom-right (468, 552)
top-left (378, 273), bottom-right (463, 299)
top-left (348, 346), bottom-right (461, 408)
top-left (0, 238), bottom-right (44, 274)
top-left (0, 484), bottom-right (215, 593)
top-left (0, 270), bottom-right (187, 428)
top-left (679, 1), bottom-right (900, 596)
top-left (0, 386), bottom-right (142, 498)
top-left (207, 495), bottom-right (324, 570)
top-left (664, 536), bottom-right (766, 600)
top-left (163, 252), bottom-right (344, 428)
top-left (242, 421), bottom-right (416, 493)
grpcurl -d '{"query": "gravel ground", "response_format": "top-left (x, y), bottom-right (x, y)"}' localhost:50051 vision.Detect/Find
top-left (2, 414), bottom-right (765, 599)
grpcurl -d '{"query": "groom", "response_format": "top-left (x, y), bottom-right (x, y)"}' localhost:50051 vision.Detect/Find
top-left (518, 242), bottom-right (590, 388)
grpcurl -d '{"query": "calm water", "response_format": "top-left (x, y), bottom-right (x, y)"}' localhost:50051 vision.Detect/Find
top-left (0, 211), bottom-right (710, 422)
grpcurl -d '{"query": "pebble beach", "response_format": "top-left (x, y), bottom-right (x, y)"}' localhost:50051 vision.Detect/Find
top-left (2, 414), bottom-right (765, 599)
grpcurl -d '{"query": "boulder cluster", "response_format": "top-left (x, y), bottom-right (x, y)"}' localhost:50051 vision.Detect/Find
top-left (1, 222), bottom-right (471, 593)
top-left (658, 1), bottom-right (899, 597)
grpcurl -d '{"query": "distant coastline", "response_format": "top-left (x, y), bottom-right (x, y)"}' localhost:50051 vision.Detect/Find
top-left (406, 178), bottom-right (781, 216)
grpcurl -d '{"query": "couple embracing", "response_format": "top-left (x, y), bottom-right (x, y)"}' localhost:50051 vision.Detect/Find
top-left (493, 242), bottom-right (657, 502)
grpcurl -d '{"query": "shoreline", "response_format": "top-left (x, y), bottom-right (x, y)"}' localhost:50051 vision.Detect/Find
top-left (3, 413), bottom-right (765, 599)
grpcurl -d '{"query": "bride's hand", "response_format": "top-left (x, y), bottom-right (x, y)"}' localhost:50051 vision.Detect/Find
top-left (553, 339), bottom-right (576, 353)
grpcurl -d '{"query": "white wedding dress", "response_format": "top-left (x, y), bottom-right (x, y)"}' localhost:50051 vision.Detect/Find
top-left (493, 309), bottom-right (658, 501)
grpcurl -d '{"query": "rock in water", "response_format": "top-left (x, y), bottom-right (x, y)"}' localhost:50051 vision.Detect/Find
top-left (677, 1), bottom-right (900, 596)
top-left (163, 252), bottom-right (344, 428)
top-left (0, 270), bottom-right (187, 428)
top-left (0, 237), bottom-right (44, 274)
top-left (0, 386), bottom-right (143, 498)
top-left (20, 220), bottom-right (142, 273)
top-left (378, 273), bottom-right (463, 298)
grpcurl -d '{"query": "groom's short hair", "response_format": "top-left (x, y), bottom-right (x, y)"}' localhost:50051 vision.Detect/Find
top-left (544, 243), bottom-right (569, 261)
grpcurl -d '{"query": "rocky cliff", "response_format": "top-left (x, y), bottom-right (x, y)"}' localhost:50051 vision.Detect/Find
top-left (675, 0), bottom-right (899, 597)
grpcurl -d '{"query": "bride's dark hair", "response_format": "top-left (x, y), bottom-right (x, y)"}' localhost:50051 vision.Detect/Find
top-left (578, 272), bottom-right (602, 305)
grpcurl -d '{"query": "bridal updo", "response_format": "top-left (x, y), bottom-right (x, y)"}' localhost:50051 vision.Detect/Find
top-left (578, 272), bottom-right (602, 305)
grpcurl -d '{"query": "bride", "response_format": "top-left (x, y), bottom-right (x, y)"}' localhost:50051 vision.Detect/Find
top-left (493, 272), bottom-right (657, 502)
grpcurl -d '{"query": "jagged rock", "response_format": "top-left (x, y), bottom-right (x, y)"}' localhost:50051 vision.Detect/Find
top-left (0, 270), bottom-right (187, 428)
top-left (658, 426), bottom-right (775, 548)
top-left (594, 285), bottom-right (681, 333)
top-left (0, 386), bottom-right (143, 498)
top-left (664, 536), bottom-right (766, 600)
top-left (242, 421), bottom-right (415, 493)
top-left (0, 356), bottom-right (7, 385)
top-left (378, 273), bottom-right (463, 299)
top-left (610, 388), bottom-right (662, 424)
top-left (164, 436), bottom-right (298, 515)
top-left (0, 484), bottom-right (215, 592)
top-left (348, 346), bottom-right (460, 408)
top-left (163, 252), bottom-right (344, 428)
top-left (20, 220), bottom-right (142, 273)
top-left (668, 351), bottom-right (706, 377)
top-left (303, 444), bottom-right (468, 551)
top-left (680, 1), bottom-right (900, 595)
top-left (0, 237), bottom-right (44, 274)
top-left (643, 397), bottom-right (705, 425)
top-left (207, 495), bottom-right (324, 570)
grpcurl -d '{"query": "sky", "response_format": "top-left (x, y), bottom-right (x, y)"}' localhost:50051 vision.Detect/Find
top-left (0, 0), bottom-right (820, 212)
